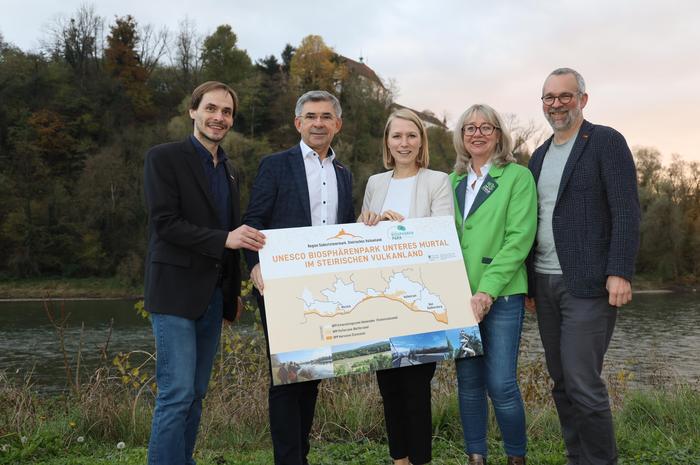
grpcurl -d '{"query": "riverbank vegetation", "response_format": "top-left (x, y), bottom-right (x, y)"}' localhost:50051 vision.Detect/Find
top-left (0, 277), bottom-right (142, 299)
top-left (1, 5), bottom-right (699, 289)
top-left (1, 301), bottom-right (698, 465)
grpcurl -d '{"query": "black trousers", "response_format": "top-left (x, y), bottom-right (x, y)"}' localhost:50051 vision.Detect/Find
top-left (268, 378), bottom-right (321, 465)
top-left (257, 292), bottom-right (320, 465)
top-left (535, 273), bottom-right (618, 465)
top-left (376, 362), bottom-right (436, 465)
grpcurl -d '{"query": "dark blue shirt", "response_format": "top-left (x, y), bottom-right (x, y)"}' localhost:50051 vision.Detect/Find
top-left (190, 135), bottom-right (232, 231)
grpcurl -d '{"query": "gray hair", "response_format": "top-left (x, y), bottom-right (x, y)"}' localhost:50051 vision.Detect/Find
top-left (294, 90), bottom-right (342, 118)
top-left (548, 67), bottom-right (586, 94)
top-left (452, 104), bottom-right (515, 175)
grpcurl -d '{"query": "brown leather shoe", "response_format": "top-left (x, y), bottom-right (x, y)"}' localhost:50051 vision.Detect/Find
top-left (506, 456), bottom-right (526, 465)
top-left (468, 453), bottom-right (486, 465)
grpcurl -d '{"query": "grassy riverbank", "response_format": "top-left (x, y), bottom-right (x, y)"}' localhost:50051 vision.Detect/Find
top-left (0, 277), bottom-right (142, 299)
top-left (1, 319), bottom-right (698, 465)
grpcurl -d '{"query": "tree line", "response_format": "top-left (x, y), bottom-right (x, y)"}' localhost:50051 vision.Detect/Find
top-left (0, 5), bottom-right (697, 284)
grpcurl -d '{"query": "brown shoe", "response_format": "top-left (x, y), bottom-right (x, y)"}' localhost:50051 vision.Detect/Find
top-left (468, 453), bottom-right (486, 465)
top-left (506, 456), bottom-right (526, 465)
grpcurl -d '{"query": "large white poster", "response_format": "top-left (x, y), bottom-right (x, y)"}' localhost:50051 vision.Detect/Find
top-left (259, 216), bottom-right (482, 385)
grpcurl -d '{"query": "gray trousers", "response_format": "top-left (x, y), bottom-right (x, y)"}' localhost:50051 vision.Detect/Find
top-left (535, 273), bottom-right (618, 465)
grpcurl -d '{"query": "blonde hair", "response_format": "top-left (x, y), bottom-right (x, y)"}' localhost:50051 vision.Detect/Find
top-left (452, 104), bottom-right (514, 175)
top-left (382, 109), bottom-right (430, 170)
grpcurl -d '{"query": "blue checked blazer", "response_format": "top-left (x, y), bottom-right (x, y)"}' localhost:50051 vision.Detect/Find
top-left (527, 120), bottom-right (641, 298)
top-left (243, 144), bottom-right (355, 270)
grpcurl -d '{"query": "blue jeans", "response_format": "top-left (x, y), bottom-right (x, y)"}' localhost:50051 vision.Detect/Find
top-left (455, 294), bottom-right (527, 457)
top-left (148, 288), bottom-right (223, 465)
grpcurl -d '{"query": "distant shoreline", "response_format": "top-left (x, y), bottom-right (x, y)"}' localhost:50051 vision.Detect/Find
top-left (0, 276), bottom-right (695, 301)
top-left (0, 290), bottom-right (688, 302)
top-left (0, 296), bottom-right (143, 302)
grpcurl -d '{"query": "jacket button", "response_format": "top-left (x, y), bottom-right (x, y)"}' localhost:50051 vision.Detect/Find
top-left (215, 263), bottom-right (221, 269)
top-left (465, 225), bottom-right (473, 230)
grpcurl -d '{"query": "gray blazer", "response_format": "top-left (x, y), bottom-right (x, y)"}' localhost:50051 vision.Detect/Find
top-left (361, 168), bottom-right (454, 218)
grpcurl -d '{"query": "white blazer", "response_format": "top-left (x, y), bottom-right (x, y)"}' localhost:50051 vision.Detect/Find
top-left (360, 168), bottom-right (454, 218)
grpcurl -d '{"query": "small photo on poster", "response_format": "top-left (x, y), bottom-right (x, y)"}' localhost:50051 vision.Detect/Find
top-left (270, 347), bottom-right (333, 385)
top-left (388, 330), bottom-right (450, 368)
top-left (332, 339), bottom-right (393, 376)
top-left (445, 326), bottom-right (483, 360)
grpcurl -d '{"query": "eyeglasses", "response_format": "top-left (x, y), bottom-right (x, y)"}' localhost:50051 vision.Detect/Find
top-left (301, 113), bottom-right (336, 122)
top-left (541, 93), bottom-right (580, 106)
top-left (462, 123), bottom-right (499, 137)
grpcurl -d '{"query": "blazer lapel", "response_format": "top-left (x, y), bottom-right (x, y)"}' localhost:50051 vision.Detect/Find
top-left (466, 172), bottom-right (499, 218)
top-left (333, 159), bottom-right (351, 222)
top-left (556, 120), bottom-right (593, 204)
top-left (224, 160), bottom-right (241, 226)
top-left (454, 174), bottom-right (469, 221)
top-left (530, 138), bottom-right (551, 183)
top-left (289, 145), bottom-right (312, 224)
top-left (183, 140), bottom-right (218, 216)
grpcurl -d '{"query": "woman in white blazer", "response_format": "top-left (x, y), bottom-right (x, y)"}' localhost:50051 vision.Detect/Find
top-left (359, 109), bottom-right (453, 465)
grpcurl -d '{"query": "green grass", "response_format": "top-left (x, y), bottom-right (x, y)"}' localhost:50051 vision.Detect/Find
top-left (2, 388), bottom-right (698, 465)
top-left (0, 276), bottom-right (142, 299)
top-left (1, 303), bottom-right (697, 464)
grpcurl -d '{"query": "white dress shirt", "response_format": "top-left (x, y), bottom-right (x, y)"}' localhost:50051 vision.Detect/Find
top-left (300, 139), bottom-right (339, 226)
top-left (463, 161), bottom-right (492, 219)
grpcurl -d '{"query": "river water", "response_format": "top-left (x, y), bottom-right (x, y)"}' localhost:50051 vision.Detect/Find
top-left (0, 293), bottom-right (697, 392)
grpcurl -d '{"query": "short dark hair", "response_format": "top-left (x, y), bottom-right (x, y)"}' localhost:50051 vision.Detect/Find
top-left (190, 81), bottom-right (239, 117)
top-left (294, 90), bottom-right (342, 118)
top-left (548, 67), bottom-right (586, 94)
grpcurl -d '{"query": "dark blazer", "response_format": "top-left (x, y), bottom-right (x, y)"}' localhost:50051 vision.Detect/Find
top-left (243, 144), bottom-right (355, 270)
top-left (527, 120), bottom-right (640, 298)
top-left (144, 139), bottom-right (242, 320)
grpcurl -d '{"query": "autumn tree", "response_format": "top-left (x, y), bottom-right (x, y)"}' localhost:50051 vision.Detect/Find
top-left (104, 15), bottom-right (153, 121)
top-left (289, 35), bottom-right (345, 92)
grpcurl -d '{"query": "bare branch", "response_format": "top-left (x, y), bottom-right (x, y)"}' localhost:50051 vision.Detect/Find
top-left (138, 23), bottom-right (169, 76)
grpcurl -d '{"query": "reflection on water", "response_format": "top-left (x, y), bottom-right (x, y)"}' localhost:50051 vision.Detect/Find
top-left (0, 292), bottom-right (698, 391)
top-left (521, 292), bottom-right (700, 387)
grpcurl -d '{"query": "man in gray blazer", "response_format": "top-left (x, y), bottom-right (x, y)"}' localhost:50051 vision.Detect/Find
top-left (527, 68), bottom-right (640, 465)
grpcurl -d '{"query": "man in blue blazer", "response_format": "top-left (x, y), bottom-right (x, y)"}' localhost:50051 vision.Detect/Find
top-left (527, 68), bottom-right (640, 465)
top-left (243, 90), bottom-right (355, 465)
top-left (144, 81), bottom-right (265, 465)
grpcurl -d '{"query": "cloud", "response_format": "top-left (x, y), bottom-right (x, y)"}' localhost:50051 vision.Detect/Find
top-left (1, 0), bottom-right (699, 160)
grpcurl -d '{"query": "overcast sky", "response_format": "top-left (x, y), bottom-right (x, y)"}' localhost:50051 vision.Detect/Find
top-left (2, 0), bottom-right (699, 162)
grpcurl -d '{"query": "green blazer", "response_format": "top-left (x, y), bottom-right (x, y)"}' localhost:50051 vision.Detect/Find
top-left (450, 162), bottom-right (537, 298)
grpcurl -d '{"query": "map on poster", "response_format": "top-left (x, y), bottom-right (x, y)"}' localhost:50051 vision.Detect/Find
top-left (259, 216), bottom-right (483, 385)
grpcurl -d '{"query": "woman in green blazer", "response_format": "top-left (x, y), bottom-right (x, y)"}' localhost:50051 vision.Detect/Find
top-left (450, 104), bottom-right (537, 465)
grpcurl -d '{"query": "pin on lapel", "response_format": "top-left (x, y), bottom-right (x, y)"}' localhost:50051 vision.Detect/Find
top-left (482, 181), bottom-right (496, 194)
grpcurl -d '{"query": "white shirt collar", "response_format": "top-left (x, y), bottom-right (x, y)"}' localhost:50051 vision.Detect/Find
top-left (468, 160), bottom-right (492, 179)
top-left (300, 139), bottom-right (336, 162)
